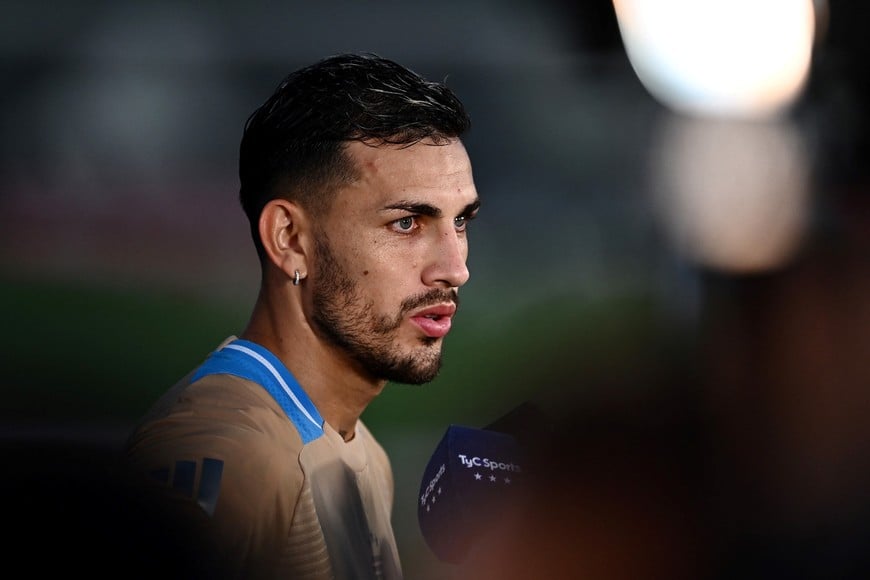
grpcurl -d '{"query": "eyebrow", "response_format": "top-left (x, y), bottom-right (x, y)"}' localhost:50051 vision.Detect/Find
top-left (383, 198), bottom-right (481, 218)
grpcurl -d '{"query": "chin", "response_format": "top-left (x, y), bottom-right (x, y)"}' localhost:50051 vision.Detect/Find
top-left (384, 352), bottom-right (442, 385)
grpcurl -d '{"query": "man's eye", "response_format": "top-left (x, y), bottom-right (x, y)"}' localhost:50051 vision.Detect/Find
top-left (395, 216), bottom-right (416, 231)
top-left (454, 216), bottom-right (467, 231)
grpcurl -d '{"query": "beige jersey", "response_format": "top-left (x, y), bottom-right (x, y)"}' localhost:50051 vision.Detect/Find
top-left (123, 337), bottom-right (402, 579)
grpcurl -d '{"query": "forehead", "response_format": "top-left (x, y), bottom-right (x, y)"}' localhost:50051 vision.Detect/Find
top-left (335, 138), bottom-right (477, 211)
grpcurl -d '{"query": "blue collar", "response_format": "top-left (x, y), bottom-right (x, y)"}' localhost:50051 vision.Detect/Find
top-left (191, 338), bottom-right (324, 443)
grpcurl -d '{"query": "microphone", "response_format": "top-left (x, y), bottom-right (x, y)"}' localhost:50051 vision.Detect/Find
top-left (417, 404), bottom-right (544, 564)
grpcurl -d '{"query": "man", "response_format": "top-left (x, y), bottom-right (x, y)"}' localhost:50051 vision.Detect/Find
top-left (122, 53), bottom-right (479, 579)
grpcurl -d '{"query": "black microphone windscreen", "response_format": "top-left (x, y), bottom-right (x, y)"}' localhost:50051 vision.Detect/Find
top-left (417, 424), bottom-right (525, 564)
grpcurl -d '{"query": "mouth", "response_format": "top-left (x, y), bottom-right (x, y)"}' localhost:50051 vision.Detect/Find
top-left (409, 304), bottom-right (457, 338)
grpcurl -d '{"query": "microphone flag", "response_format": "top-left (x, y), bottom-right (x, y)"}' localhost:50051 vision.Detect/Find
top-left (417, 424), bottom-right (525, 563)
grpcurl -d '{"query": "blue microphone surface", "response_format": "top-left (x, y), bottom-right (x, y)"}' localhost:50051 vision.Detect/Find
top-left (418, 424), bottom-right (525, 564)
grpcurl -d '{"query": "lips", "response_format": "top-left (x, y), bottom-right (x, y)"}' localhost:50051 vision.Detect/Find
top-left (409, 303), bottom-right (457, 338)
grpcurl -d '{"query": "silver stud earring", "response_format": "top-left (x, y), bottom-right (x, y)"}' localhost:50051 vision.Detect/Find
top-left (293, 270), bottom-right (301, 286)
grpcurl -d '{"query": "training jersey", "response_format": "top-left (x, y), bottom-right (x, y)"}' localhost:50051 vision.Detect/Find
top-left (123, 336), bottom-right (403, 579)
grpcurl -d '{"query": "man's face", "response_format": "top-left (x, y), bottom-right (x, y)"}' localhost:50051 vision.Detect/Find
top-left (309, 138), bottom-right (479, 384)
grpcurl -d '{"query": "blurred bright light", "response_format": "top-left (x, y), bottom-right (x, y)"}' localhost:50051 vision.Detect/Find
top-left (613, 0), bottom-right (816, 119)
top-left (650, 116), bottom-right (810, 273)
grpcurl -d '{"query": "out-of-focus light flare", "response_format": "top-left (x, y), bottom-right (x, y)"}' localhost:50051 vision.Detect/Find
top-left (650, 117), bottom-right (810, 273)
top-left (613, 0), bottom-right (817, 119)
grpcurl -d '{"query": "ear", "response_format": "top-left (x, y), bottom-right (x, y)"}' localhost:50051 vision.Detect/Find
top-left (258, 199), bottom-right (309, 278)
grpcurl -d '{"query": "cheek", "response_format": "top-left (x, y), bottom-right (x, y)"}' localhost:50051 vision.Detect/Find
top-left (355, 257), bottom-right (414, 306)
top-left (345, 234), bottom-right (419, 295)
top-left (358, 261), bottom-right (408, 290)
top-left (352, 236), bottom-right (412, 276)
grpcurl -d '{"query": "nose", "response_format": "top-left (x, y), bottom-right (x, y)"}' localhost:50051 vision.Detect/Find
top-left (422, 228), bottom-right (470, 289)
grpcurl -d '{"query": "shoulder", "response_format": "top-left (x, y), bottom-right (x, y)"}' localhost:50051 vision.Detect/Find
top-left (122, 372), bottom-right (313, 571)
top-left (128, 372), bottom-right (302, 451)
top-left (124, 372), bottom-right (307, 516)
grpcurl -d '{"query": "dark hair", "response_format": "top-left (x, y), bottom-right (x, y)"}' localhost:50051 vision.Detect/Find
top-left (238, 52), bottom-right (471, 260)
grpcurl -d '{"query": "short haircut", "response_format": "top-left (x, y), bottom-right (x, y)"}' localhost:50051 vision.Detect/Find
top-left (238, 52), bottom-right (471, 260)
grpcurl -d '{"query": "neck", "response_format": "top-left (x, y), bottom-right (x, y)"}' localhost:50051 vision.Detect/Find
top-left (240, 280), bottom-right (386, 440)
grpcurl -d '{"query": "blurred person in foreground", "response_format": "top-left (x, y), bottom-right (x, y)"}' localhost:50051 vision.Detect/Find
top-left (122, 53), bottom-right (479, 579)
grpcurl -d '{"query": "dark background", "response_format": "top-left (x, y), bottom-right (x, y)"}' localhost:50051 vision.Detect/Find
top-left (2, 1), bottom-right (869, 577)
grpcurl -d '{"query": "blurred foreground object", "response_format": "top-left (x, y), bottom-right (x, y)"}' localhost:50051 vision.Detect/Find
top-left (649, 114), bottom-right (811, 274)
top-left (613, 0), bottom-right (818, 119)
top-left (418, 424), bottom-right (525, 564)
